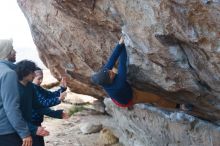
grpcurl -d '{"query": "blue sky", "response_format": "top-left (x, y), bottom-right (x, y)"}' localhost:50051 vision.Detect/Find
top-left (0, 0), bottom-right (46, 68)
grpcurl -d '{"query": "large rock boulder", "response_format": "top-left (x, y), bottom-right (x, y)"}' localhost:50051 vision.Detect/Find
top-left (17, 0), bottom-right (220, 123)
top-left (104, 98), bottom-right (220, 146)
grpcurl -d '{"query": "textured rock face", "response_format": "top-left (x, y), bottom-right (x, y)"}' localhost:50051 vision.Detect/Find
top-left (17, 0), bottom-right (220, 123)
top-left (104, 99), bottom-right (220, 146)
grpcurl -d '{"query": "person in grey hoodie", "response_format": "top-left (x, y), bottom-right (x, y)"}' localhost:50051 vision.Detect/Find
top-left (0, 39), bottom-right (32, 146)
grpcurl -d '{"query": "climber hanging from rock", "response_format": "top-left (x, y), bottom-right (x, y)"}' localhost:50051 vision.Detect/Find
top-left (91, 36), bottom-right (179, 109)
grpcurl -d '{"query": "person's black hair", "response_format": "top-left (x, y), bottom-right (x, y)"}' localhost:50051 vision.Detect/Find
top-left (35, 66), bottom-right (42, 71)
top-left (16, 60), bottom-right (38, 81)
top-left (91, 68), bottom-right (111, 86)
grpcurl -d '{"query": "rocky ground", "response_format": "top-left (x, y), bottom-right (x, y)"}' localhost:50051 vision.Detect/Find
top-left (43, 103), bottom-right (109, 146)
top-left (41, 70), bottom-right (122, 146)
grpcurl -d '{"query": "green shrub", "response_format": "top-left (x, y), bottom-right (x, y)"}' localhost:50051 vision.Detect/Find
top-left (68, 105), bottom-right (86, 116)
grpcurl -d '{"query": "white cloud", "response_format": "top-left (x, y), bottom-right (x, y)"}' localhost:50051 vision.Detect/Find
top-left (0, 0), bottom-right (46, 68)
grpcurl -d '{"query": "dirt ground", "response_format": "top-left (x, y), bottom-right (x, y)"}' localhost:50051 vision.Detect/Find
top-left (43, 103), bottom-right (110, 146)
